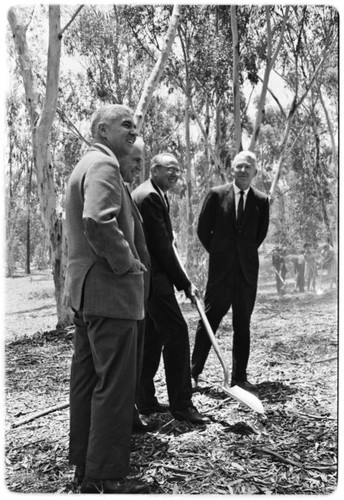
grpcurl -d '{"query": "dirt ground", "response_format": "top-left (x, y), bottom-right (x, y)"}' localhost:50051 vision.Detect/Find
top-left (5, 271), bottom-right (57, 341)
top-left (3, 264), bottom-right (340, 495)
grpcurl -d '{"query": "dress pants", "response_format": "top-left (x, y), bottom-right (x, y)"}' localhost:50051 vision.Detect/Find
top-left (191, 263), bottom-right (257, 383)
top-left (69, 311), bottom-right (137, 480)
top-left (137, 293), bottom-right (193, 412)
top-left (136, 318), bottom-right (145, 402)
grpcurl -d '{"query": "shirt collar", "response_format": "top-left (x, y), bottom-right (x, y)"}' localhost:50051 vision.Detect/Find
top-left (233, 181), bottom-right (250, 196)
top-left (94, 143), bottom-right (117, 160)
top-left (151, 179), bottom-right (167, 199)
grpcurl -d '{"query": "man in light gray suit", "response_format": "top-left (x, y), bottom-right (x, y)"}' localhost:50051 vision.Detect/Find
top-left (64, 104), bottom-right (149, 494)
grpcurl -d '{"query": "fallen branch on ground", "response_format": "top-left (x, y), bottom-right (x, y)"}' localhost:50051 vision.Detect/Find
top-left (313, 357), bottom-right (337, 364)
top-left (12, 401), bottom-right (69, 428)
top-left (253, 447), bottom-right (336, 472)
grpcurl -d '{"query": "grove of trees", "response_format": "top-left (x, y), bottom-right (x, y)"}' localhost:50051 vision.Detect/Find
top-left (5, 4), bottom-right (338, 326)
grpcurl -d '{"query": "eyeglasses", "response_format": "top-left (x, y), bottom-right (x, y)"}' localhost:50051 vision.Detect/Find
top-left (156, 165), bottom-right (181, 174)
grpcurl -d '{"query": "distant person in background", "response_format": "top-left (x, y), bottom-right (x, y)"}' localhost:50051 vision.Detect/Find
top-left (272, 247), bottom-right (287, 296)
top-left (64, 104), bottom-right (149, 494)
top-left (132, 153), bottom-right (210, 425)
top-left (292, 250), bottom-right (305, 293)
top-left (191, 151), bottom-right (270, 394)
top-left (321, 242), bottom-right (337, 289)
top-left (304, 243), bottom-right (317, 292)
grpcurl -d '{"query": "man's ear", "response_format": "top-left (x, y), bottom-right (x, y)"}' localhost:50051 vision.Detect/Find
top-left (98, 122), bottom-right (107, 138)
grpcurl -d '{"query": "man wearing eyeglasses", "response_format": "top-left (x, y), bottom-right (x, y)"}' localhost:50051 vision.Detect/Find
top-left (132, 153), bottom-right (209, 425)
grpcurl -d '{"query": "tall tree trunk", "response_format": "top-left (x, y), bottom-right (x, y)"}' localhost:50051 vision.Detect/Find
top-left (231, 5), bottom-right (242, 154)
top-left (318, 86), bottom-right (338, 168)
top-left (25, 160), bottom-right (33, 274)
top-left (308, 116), bottom-right (332, 242)
top-left (8, 5), bottom-right (80, 327)
top-left (184, 97), bottom-right (193, 258)
top-left (134, 4), bottom-right (180, 133)
top-left (249, 6), bottom-right (290, 151)
top-left (187, 97), bottom-right (225, 182)
top-left (204, 98), bottom-right (210, 182)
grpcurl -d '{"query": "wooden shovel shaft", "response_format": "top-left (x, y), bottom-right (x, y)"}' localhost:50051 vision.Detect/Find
top-left (195, 297), bottom-right (230, 387)
top-left (171, 243), bottom-right (230, 388)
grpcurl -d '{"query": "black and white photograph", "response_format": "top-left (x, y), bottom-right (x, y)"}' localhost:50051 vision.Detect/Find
top-left (2, 1), bottom-right (340, 496)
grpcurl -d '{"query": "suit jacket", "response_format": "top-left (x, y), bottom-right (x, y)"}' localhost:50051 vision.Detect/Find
top-left (198, 183), bottom-right (269, 286)
top-left (132, 179), bottom-right (191, 296)
top-left (64, 145), bottom-right (150, 320)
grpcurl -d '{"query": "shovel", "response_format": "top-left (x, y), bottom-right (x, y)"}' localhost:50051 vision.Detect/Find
top-left (194, 296), bottom-right (265, 414)
top-left (172, 242), bottom-right (264, 414)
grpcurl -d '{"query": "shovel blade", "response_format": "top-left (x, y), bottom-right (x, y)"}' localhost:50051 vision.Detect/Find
top-left (223, 384), bottom-right (265, 414)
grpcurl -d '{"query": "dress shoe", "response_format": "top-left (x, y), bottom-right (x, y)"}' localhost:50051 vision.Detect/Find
top-left (139, 403), bottom-right (169, 416)
top-left (192, 375), bottom-right (208, 390)
top-left (132, 418), bottom-right (158, 434)
top-left (73, 464), bottom-right (85, 486)
top-left (172, 406), bottom-right (210, 425)
top-left (231, 380), bottom-right (258, 394)
top-left (191, 375), bottom-right (199, 390)
top-left (80, 477), bottom-right (150, 494)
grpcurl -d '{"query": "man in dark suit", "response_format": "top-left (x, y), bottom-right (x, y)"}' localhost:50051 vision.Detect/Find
top-left (118, 139), bottom-right (156, 434)
top-left (191, 151), bottom-right (269, 392)
top-left (132, 153), bottom-right (209, 425)
top-left (64, 104), bottom-right (149, 494)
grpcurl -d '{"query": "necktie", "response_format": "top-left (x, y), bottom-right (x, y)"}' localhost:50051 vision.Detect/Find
top-left (237, 190), bottom-right (244, 225)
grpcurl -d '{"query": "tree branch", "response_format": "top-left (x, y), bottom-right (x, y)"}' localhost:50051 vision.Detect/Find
top-left (60, 5), bottom-right (84, 38)
top-left (12, 401), bottom-right (69, 428)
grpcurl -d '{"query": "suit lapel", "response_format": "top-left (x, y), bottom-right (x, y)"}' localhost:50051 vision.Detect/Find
top-left (226, 184), bottom-right (237, 226)
top-left (150, 179), bottom-right (168, 208)
top-left (150, 180), bottom-right (173, 236)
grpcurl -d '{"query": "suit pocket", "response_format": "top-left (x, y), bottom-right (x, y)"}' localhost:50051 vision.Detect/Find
top-left (125, 270), bottom-right (144, 276)
top-left (83, 262), bottom-right (145, 319)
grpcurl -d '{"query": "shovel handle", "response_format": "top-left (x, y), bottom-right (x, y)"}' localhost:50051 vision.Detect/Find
top-left (171, 243), bottom-right (230, 387)
top-left (195, 297), bottom-right (230, 387)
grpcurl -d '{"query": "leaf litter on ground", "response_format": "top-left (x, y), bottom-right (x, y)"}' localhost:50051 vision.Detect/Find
top-left (4, 272), bottom-right (338, 494)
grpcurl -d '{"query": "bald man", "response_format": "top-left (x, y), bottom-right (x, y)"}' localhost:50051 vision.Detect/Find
top-left (132, 153), bottom-right (209, 425)
top-left (191, 151), bottom-right (270, 392)
top-left (65, 105), bottom-right (149, 493)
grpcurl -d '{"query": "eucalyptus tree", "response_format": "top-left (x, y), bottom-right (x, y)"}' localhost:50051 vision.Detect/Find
top-left (257, 5), bottom-right (338, 248)
top-left (247, 5), bottom-right (290, 152)
top-left (267, 5), bottom-right (338, 204)
top-left (7, 3), bottom-right (182, 323)
top-left (8, 4), bottom-right (83, 326)
top-left (134, 4), bottom-right (180, 133)
top-left (63, 4), bottom-right (182, 163)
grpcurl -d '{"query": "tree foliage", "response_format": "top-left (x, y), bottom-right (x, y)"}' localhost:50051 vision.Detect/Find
top-left (6, 4), bottom-right (338, 310)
